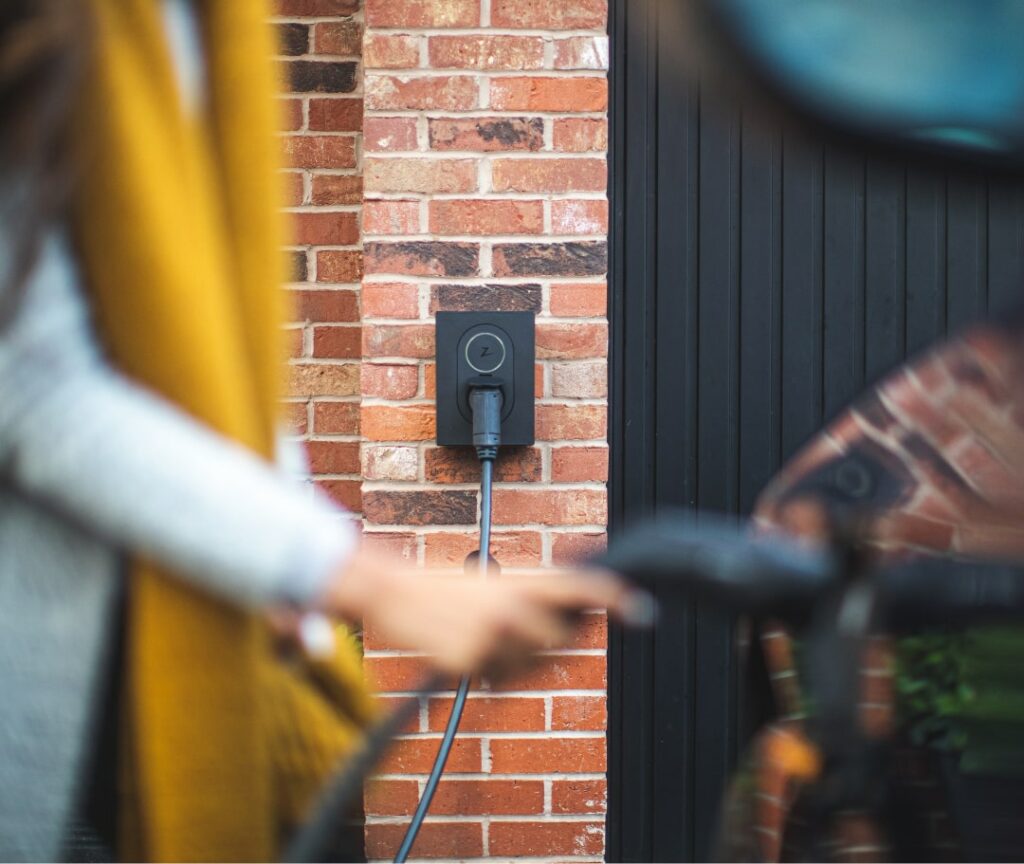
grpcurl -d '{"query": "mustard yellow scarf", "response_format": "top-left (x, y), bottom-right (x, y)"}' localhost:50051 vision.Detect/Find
top-left (70, 1), bottom-right (373, 858)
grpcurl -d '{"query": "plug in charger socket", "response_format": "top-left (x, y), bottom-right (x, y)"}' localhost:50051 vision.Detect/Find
top-left (435, 311), bottom-right (535, 446)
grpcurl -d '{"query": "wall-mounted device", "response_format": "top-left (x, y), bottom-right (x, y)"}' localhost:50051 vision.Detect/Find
top-left (435, 311), bottom-right (535, 446)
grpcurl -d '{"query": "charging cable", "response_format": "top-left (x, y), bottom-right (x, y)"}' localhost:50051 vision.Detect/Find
top-left (393, 384), bottom-right (503, 863)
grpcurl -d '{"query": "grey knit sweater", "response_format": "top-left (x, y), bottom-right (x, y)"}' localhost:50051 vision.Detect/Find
top-left (0, 6), bottom-right (357, 858)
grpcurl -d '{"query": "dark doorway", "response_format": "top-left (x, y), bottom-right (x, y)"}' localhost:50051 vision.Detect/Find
top-left (606, 1), bottom-right (1024, 860)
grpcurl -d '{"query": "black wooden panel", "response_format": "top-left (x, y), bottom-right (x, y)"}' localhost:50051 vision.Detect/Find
top-left (608, 0), bottom-right (1024, 860)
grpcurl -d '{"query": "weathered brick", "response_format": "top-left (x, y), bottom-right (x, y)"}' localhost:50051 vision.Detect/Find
top-left (280, 99), bottom-right (303, 132)
top-left (278, 0), bottom-right (359, 14)
top-left (424, 446), bottom-right (542, 482)
top-left (308, 97), bottom-right (363, 132)
top-left (364, 241), bottom-right (478, 277)
top-left (377, 738), bottom-right (481, 774)
top-left (491, 0), bottom-right (606, 30)
top-left (431, 283), bottom-right (542, 313)
top-left (312, 325), bottom-right (361, 358)
top-left (429, 116), bottom-right (544, 152)
top-left (363, 490), bottom-right (478, 525)
top-left (287, 250), bottom-right (308, 283)
top-left (363, 116), bottom-right (419, 152)
top-left (292, 211), bottom-right (359, 246)
top-left (307, 440), bottom-right (360, 474)
top-left (428, 780), bottom-right (545, 816)
top-left (314, 20), bottom-right (362, 56)
top-left (312, 401), bottom-right (360, 436)
top-left (277, 23), bottom-right (308, 57)
top-left (365, 157), bottom-right (477, 193)
top-left (537, 404), bottom-right (606, 440)
top-left (364, 33), bottom-right (420, 69)
top-left (551, 199), bottom-right (608, 234)
top-left (309, 174), bottom-right (362, 206)
top-left (552, 445), bottom-right (609, 481)
top-left (493, 242), bottom-right (608, 277)
top-left (423, 530), bottom-right (542, 567)
top-left (363, 199), bottom-right (421, 235)
top-left (364, 780), bottom-right (420, 815)
top-left (284, 135), bottom-right (357, 169)
top-left (492, 488), bottom-right (607, 525)
top-left (285, 60), bottom-right (358, 93)
top-left (491, 158), bottom-right (606, 193)
top-left (553, 117), bottom-right (609, 152)
top-left (366, 74), bottom-right (478, 111)
top-left (281, 171), bottom-right (304, 205)
top-left (552, 779), bottom-right (607, 814)
top-left (288, 363), bottom-right (359, 397)
top-left (361, 532), bottom-right (418, 562)
top-left (489, 737), bottom-right (606, 773)
top-left (490, 77), bottom-right (607, 112)
top-left (283, 401), bottom-right (307, 436)
top-left (363, 323), bottom-right (435, 358)
top-left (551, 361), bottom-right (607, 397)
top-left (489, 821), bottom-right (605, 857)
top-left (292, 288), bottom-right (359, 322)
top-left (428, 696), bottom-right (545, 732)
top-left (554, 36), bottom-right (609, 70)
top-left (428, 35), bottom-right (544, 70)
top-left (429, 199), bottom-right (544, 235)
top-left (537, 322), bottom-right (608, 358)
top-left (361, 363), bottom-right (419, 399)
top-left (365, 0), bottom-right (479, 28)
top-left (365, 823), bottom-right (483, 860)
top-left (361, 444), bottom-right (419, 481)
top-left (497, 654), bottom-right (607, 691)
top-left (315, 478), bottom-right (361, 510)
top-left (316, 250), bottom-right (363, 283)
top-left (550, 282), bottom-right (607, 317)
top-left (361, 282), bottom-right (420, 318)
top-left (551, 694), bottom-right (607, 730)
top-left (361, 404), bottom-right (436, 440)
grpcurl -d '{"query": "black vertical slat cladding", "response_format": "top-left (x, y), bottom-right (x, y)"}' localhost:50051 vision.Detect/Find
top-left (608, 1), bottom-right (1024, 858)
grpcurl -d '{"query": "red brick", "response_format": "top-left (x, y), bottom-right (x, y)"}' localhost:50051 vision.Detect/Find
top-left (366, 0), bottom-right (479, 28)
top-left (313, 20), bottom-right (362, 56)
top-left (429, 35), bottom-right (544, 70)
top-left (429, 199), bottom-right (544, 235)
top-left (364, 33), bottom-right (419, 69)
top-left (554, 36), bottom-right (609, 70)
top-left (284, 326), bottom-right (304, 359)
top-left (361, 364), bottom-right (419, 399)
top-left (492, 488), bottom-right (607, 526)
top-left (306, 440), bottom-right (360, 474)
top-left (292, 288), bottom-right (359, 322)
top-left (363, 116), bottom-right (419, 152)
top-left (283, 135), bottom-right (356, 169)
top-left (537, 404), bottom-right (607, 440)
top-left (424, 530), bottom-right (543, 568)
top-left (312, 325), bottom-right (361, 358)
top-left (553, 117), bottom-right (609, 152)
top-left (489, 738), bottom-right (606, 773)
top-left (431, 283), bottom-right (542, 314)
top-left (361, 404), bottom-right (436, 441)
top-left (365, 158), bottom-right (477, 194)
top-left (567, 613), bottom-right (608, 650)
top-left (552, 446), bottom-right (608, 482)
top-left (308, 97), bottom-right (363, 132)
top-left (312, 401), bottom-right (360, 435)
top-left (376, 737), bottom-right (482, 774)
top-left (364, 489), bottom-right (479, 526)
top-left (491, 0), bottom-right (606, 30)
top-left (281, 172), bottom-right (304, 207)
top-left (288, 363), bottom-right (359, 397)
top-left (428, 696), bottom-right (545, 732)
top-left (496, 654), bottom-right (606, 691)
top-left (283, 402), bottom-right (308, 436)
top-left (291, 211), bottom-right (359, 246)
top-left (550, 282), bottom-right (607, 317)
top-left (280, 99), bottom-right (303, 132)
top-left (489, 821), bottom-right (604, 857)
top-left (364, 656), bottom-right (459, 692)
top-left (277, 0), bottom-right (359, 14)
top-left (551, 694), bottom-right (607, 731)
top-left (552, 199), bottom-right (608, 234)
top-left (424, 362), bottom-right (437, 398)
top-left (316, 250), bottom-right (363, 283)
top-left (366, 75), bottom-right (478, 111)
top-left (362, 283), bottom-right (420, 319)
top-left (315, 478), bottom-right (361, 510)
top-left (363, 199), bottom-right (421, 235)
top-left (364, 241), bottom-right (478, 277)
top-left (493, 241), bottom-right (606, 277)
top-left (365, 779), bottom-right (422, 815)
top-left (365, 822), bottom-right (483, 860)
top-left (363, 324), bottom-right (435, 358)
top-left (552, 532), bottom-right (606, 565)
top-left (537, 322), bottom-right (608, 358)
top-left (429, 116), bottom-right (544, 152)
top-left (490, 77), bottom-right (607, 112)
top-left (310, 174), bottom-right (362, 206)
top-left (424, 446), bottom-right (542, 483)
top-left (552, 779), bottom-right (607, 814)
top-left (361, 445), bottom-right (419, 481)
top-left (492, 158), bottom-right (606, 193)
top-left (551, 361), bottom-right (607, 397)
top-left (361, 531), bottom-right (418, 562)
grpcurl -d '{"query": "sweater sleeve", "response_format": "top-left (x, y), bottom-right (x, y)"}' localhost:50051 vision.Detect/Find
top-left (0, 227), bottom-right (356, 608)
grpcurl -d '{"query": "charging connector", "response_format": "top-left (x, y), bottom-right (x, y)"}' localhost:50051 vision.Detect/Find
top-left (469, 383), bottom-right (503, 461)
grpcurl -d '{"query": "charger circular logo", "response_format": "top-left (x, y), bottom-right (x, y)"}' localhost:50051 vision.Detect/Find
top-left (465, 331), bottom-right (506, 374)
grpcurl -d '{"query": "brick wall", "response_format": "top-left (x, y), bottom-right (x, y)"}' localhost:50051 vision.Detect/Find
top-left (278, 0), bottom-right (611, 858)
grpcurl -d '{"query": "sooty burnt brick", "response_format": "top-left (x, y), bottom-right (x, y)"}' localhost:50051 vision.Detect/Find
top-left (364, 242), bottom-right (479, 277)
top-left (277, 23), bottom-right (309, 56)
top-left (286, 60), bottom-right (358, 93)
top-left (363, 490), bottom-right (478, 526)
top-left (432, 283), bottom-right (541, 313)
top-left (493, 242), bottom-right (607, 277)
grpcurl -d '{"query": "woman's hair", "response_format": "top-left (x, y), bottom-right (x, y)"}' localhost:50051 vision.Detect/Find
top-left (0, 1), bottom-right (89, 324)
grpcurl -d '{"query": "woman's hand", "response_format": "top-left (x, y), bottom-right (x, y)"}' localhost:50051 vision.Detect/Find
top-left (315, 549), bottom-right (652, 677)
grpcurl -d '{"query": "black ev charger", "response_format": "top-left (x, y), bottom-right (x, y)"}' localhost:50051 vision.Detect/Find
top-left (285, 312), bottom-right (534, 863)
